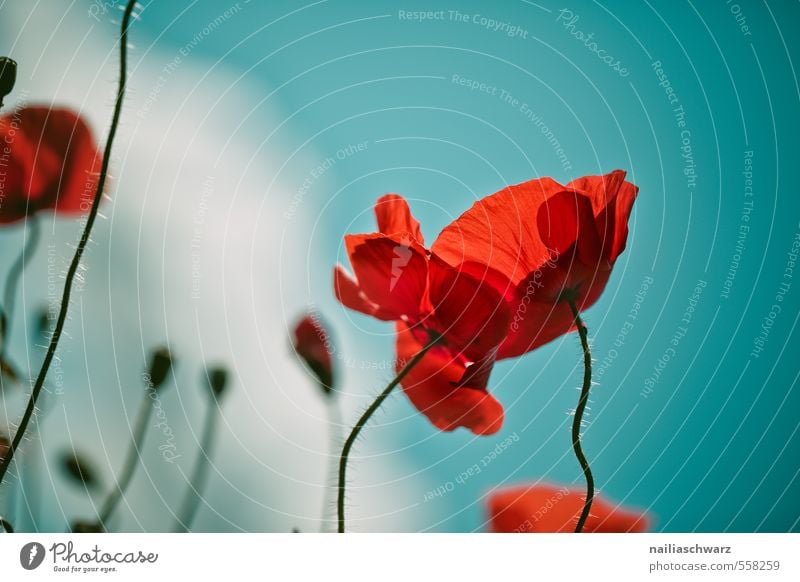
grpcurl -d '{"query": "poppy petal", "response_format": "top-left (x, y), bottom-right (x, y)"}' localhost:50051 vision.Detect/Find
top-left (374, 193), bottom-right (424, 244)
top-left (396, 324), bottom-right (504, 436)
top-left (341, 234), bottom-right (429, 321)
top-left (487, 483), bottom-right (650, 533)
top-left (567, 170), bottom-right (638, 262)
top-left (427, 256), bottom-right (510, 361)
top-left (431, 177), bottom-right (565, 286)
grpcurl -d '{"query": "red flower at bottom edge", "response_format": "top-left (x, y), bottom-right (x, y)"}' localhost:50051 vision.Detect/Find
top-left (0, 106), bottom-right (101, 224)
top-left (486, 483), bottom-right (650, 533)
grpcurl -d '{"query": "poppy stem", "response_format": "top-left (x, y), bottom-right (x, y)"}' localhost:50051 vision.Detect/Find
top-left (95, 387), bottom-right (155, 529)
top-left (337, 336), bottom-right (438, 533)
top-left (566, 297), bottom-right (594, 533)
top-left (0, 0), bottom-right (139, 488)
top-left (174, 396), bottom-right (220, 532)
top-left (0, 216), bottom-right (40, 359)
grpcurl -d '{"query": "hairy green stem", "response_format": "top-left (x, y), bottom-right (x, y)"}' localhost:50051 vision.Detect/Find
top-left (0, 0), bottom-right (140, 486)
top-left (567, 297), bottom-right (594, 533)
top-left (337, 337), bottom-right (437, 533)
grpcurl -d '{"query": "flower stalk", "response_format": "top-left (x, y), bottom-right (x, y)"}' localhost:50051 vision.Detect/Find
top-left (0, 0), bottom-right (140, 487)
top-left (337, 334), bottom-right (439, 533)
top-left (565, 296), bottom-right (594, 533)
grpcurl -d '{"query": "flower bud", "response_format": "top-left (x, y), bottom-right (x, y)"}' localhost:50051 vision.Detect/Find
top-left (61, 451), bottom-right (100, 491)
top-left (147, 347), bottom-right (173, 390)
top-left (0, 57), bottom-right (16, 106)
top-left (292, 314), bottom-right (336, 397)
top-left (206, 366), bottom-right (229, 398)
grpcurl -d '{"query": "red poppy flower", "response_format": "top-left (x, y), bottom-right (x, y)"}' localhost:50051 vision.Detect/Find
top-left (292, 314), bottom-right (336, 395)
top-left (334, 195), bottom-right (510, 434)
top-left (335, 172), bottom-right (637, 435)
top-left (487, 483), bottom-right (650, 533)
top-left (433, 170), bottom-right (638, 358)
top-left (0, 106), bottom-right (101, 224)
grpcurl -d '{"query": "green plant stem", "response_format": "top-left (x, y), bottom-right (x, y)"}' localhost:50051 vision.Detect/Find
top-left (96, 389), bottom-right (154, 528)
top-left (0, 216), bottom-right (40, 359)
top-left (566, 297), bottom-right (594, 533)
top-left (0, 0), bottom-right (139, 487)
top-left (174, 399), bottom-right (220, 532)
top-left (337, 337), bottom-right (437, 533)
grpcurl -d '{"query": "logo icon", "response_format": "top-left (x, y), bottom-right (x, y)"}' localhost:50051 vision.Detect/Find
top-left (20, 542), bottom-right (46, 570)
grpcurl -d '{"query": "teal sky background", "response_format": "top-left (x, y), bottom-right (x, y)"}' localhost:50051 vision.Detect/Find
top-left (1, 0), bottom-right (798, 532)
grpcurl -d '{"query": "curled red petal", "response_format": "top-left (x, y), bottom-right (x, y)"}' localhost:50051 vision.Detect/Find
top-left (396, 323), bottom-right (503, 436)
top-left (374, 193), bottom-right (424, 244)
top-left (567, 170), bottom-right (639, 262)
top-left (341, 233), bottom-right (429, 321)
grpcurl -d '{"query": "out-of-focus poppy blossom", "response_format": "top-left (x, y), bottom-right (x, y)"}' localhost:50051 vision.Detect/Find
top-left (487, 483), bottom-right (650, 533)
top-left (292, 315), bottom-right (336, 396)
top-left (334, 195), bottom-right (510, 434)
top-left (433, 170), bottom-right (638, 358)
top-left (0, 106), bottom-right (101, 224)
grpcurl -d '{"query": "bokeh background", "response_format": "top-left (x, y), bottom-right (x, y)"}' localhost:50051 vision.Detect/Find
top-left (1, 0), bottom-right (798, 532)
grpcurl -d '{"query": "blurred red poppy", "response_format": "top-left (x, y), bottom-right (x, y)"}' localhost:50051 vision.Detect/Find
top-left (487, 483), bottom-right (649, 533)
top-left (335, 172), bottom-right (637, 435)
top-left (0, 106), bottom-right (101, 224)
top-left (292, 315), bottom-right (336, 396)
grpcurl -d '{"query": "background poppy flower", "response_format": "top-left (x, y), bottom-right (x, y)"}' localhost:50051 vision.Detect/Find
top-left (292, 314), bottom-right (336, 396)
top-left (0, 106), bottom-right (101, 224)
top-left (433, 170), bottom-right (638, 359)
top-left (334, 194), bottom-right (510, 434)
top-left (487, 483), bottom-right (650, 533)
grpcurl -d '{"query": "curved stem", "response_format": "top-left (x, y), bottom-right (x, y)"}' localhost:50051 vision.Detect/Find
top-left (566, 298), bottom-right (594, 533)
top-left (321, 396), bottom-right (342, 532)
top-left (0, 0), bottom-right (139, 487)
top-left (337, 337), bottom-right (437, 533)
top-left (96, 388), bottom-right (154, 528)
top-left (174, 398), bottom-right (219, 532)
top-left (0, 216), bottom-right (41, 359)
